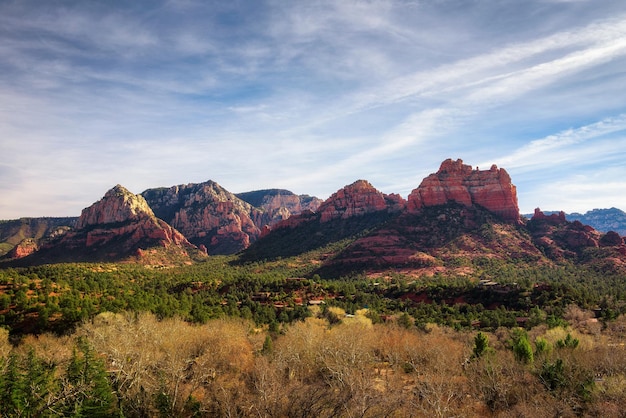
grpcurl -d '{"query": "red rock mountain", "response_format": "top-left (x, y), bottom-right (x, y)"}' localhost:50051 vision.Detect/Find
top-left (0, 217), bottom-right (76, 258)
top-left (142, 181), bottom-right (262, 254)
top-left (17, 185), bottom-right (202, 264)
top-left (236, 189), bottom-right (323, 227)
top-left (527, 208), bottom-right (626, 261)
top-left (248, 159), bottom-right (626, 277)
top-left (316, 180), bottom-right (405, 222)
top-left (407, 159), bottom-right (521, 224)
top-left (261, 180), bottom-right (405, 237)
top-left (6, 238), bottom-right (39, 259)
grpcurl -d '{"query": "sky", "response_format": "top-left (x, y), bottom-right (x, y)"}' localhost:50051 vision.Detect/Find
top-left (1, 0), bottom-right (626, 219)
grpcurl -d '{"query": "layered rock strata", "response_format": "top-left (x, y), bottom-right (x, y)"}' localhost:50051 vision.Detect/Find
top-left (316, 180), bottom-right (405, 223)
top-left (142, 181), bottom-right (261, 254)
top-left (407, 159), bottom-right (521, 224)
top-left (34, 185), bottom-right (201, 262)
top-left (236, 189), bottom-right (322, 227)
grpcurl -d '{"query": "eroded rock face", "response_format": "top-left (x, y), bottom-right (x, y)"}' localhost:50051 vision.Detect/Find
top-left (7, 238), bottom-right (39, 259)
top-left (25, 185), bottom-right (202, 263)
top-left (529, 208), bottom-right (602, 259)
top-left (142, 181), bottom-right (261, 254)
top-left (531, 208), bottom-right (567, 224)
top-left (0, 217), bottom-right (76, 258)
top-left (236, 189), bottom-right (323, 227)
top-left (407, 159), bottom-right (521, 223)
top-left (316, 180), bottom-right (405, 223)
top-left (77, 185), bottom-right (153, 229)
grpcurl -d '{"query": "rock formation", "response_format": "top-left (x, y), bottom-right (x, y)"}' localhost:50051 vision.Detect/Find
top-left (7, 238), bottom-right (39, 259)
top-left (0, 217), bottom-right (76, 257)
top-left (22, 185), bottom-right (203, 264)
top-left (407, 159), bottom-right (521, 224)
top-left (528, 208), bottom-right (603, 259)
top-left (142, 181), bottom-right (261, 254)
top-left (236, 189), bottom-right (322, 227)
top-left (316, 180), bottom-right (405, 223)
top-left (76, 185), bottom-right (153, 229)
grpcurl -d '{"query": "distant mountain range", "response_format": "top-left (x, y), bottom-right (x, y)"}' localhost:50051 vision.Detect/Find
top-left (1, 158), bottom-right (625, 276)
top-left (522, 208), bottom-right (626, 236)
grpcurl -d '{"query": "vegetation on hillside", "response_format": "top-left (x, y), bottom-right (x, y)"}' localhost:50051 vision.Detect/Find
top-left (1, 203), bottom-right (626, 416)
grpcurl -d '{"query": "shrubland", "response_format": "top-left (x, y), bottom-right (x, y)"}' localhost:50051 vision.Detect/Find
top-left (1, 243), bottom-right (626, 416)
top-left (1, 308), bottom-right (626, 417)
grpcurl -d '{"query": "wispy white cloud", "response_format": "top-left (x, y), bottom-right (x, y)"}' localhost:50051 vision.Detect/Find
top-left (487, 114), bottom-right (626, 170)
top-left (1, 0), bottom-right (626, 217)
top-left (520, 169), bottom-right (626, 213)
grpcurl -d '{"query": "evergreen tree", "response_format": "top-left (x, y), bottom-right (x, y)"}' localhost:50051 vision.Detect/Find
top-left (262, 334), bottom-right (274, 355)
top-left (472, 332), bottom-right (489, 359)
top-left (0, 353), bottom-right (25, 416)
top-left (63, 337), bottom-right (117, 417)
top-left (24, 349), bottom-right (57, 415)
top-left (511, 331), bottom-right (534, 364)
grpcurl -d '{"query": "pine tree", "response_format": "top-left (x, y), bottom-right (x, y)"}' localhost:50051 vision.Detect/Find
top-left (512, 331), bottom-right (534, 364)
top-left (63, 337), bottom-right (117, 417)
top-left (1, 353), bottom-right (26, 416)
top-left (262, 334), bottom-right (274, 355)
top-left (23, 349), bottom-right (57, 415)
top-left (472, 332), bottom-right (489, 359)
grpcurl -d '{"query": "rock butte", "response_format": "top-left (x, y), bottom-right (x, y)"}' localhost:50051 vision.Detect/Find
top-left (316, 180), bottom-right (404, 223)
top-left (407, 158), bottom-right (521, 224)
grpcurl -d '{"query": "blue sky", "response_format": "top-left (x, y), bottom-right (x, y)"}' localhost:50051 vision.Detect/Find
top-left (1, 0), bottom-right (626, 218)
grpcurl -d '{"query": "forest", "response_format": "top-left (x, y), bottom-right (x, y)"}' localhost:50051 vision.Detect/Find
top-left (1, 244), bottom-right (626, 416)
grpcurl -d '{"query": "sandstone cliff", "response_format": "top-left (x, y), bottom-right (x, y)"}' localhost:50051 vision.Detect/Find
top-left (263, 179), bottom-right (405, 235)
top-left (17, 185), bottom-right (203, 264)
top-left (6, 238), bottom-right (39, 259)
top-left (316, 180), bottom-right (405, 223)
top-left (142, 181), bottom-right (261, 254)
top-left (407, 159), bottom-right (521, 224)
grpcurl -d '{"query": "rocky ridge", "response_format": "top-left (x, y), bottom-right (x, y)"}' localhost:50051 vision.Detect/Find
top-left (236, 189), bottom-right (322, 227)
top-left (142, 181), bottom-right (262, 254)
top-left (316, 180), bottom-right (405, 223)
top-left (524, 208), bottom-right (626, 236)
top-left (4, 158), bottom-right (625, 272)
top-left (528, 208), bottom-right (625, 262)
top-left (250, 160), bottom-right (626, 277)
top-left (407, 159), bottom-right (521, 224)
top-left (0, 217), bottom-right (76, 257)
top-left (12, 185), bottom-right (202, 264)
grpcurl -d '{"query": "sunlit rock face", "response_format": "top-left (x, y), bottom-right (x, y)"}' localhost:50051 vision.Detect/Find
top-left (407, 158), bottom-right (521, 224)
top-left (316, 180), bottom-right (405, 223)
top-left (142, 181), bottom-right (261, 254)
top-left (236, 189), bottom-right (323, 227)
top-left (48, 185), bottom-right (200, 262)
top-left (7, 238), bottom-right (39, 259)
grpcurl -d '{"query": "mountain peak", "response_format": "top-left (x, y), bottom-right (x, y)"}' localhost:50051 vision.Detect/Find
top-left (76, 185), bottom-right (154, 230)
top-left (316, 180), bottom-right (404, 223)
top-left (141, 180), bottom-right (261, 254)
top-left (408, 158), bottom-right (520, 223)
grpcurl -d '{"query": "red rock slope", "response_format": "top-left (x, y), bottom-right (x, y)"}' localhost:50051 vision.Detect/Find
top-left (19, 185), bottom-right (203, 264)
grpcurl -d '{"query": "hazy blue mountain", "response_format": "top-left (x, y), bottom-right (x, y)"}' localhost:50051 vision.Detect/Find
top-left (523, 208), bottom-right (626, 235)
